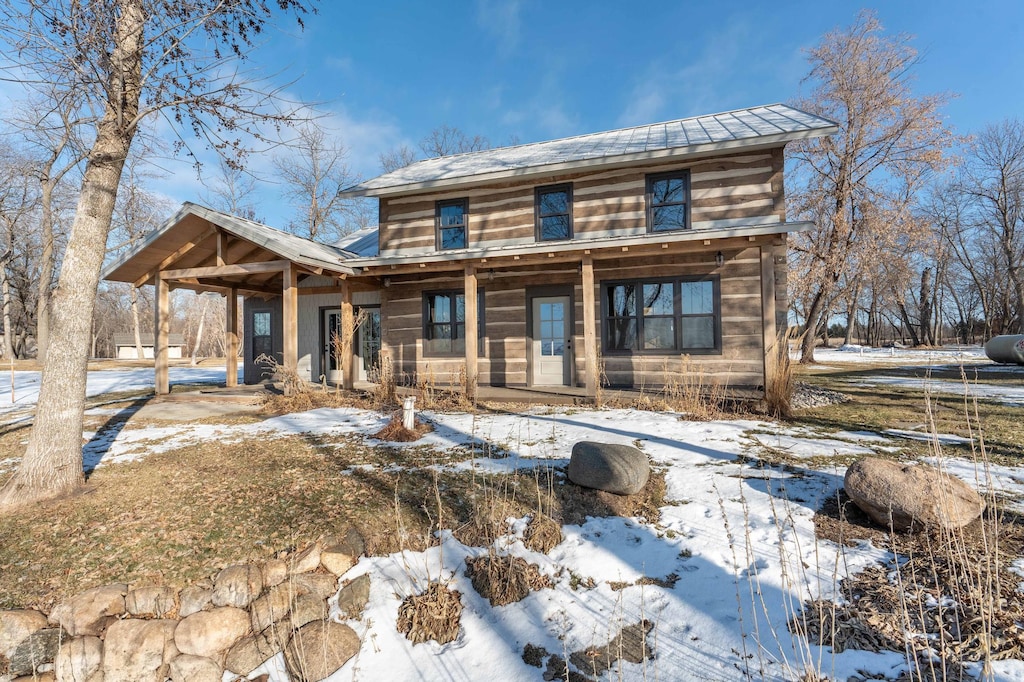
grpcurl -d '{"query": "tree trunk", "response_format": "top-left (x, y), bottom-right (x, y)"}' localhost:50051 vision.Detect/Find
top-left (799, 287), bottom-right (827, 363)
top-left (918, 267), bottom-right (933, 345)
top-left (35, 182), bottom-right (55, 363)
top-left (0, 253), bottom-right (14, 359)
top-left (191, 295), bottom-right (209, 366)
top-left (0, 0), bottom-right (142, 511)
top-left (130, 286), bottom-right (143, 359)
top-left (844, 279), bottom-right (861, 345)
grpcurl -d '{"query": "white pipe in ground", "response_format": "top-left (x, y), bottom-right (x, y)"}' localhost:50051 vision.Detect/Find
top-left (403, 396), bottom-right (416, 430)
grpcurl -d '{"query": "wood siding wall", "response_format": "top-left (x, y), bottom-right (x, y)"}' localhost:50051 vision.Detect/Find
top-left (377, 148), bottom-right (786, 257)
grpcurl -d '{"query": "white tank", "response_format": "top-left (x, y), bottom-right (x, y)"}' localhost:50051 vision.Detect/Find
top-left (984, 335), bottom-right (1024, 365)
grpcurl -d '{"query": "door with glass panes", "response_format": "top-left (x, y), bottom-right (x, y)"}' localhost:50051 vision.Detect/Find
top-left (531, 296), bottom-right (571, 386)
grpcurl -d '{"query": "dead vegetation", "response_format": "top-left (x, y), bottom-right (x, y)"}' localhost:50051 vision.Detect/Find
top-left (464, 552), bottom-right (551, 606)
top-left (371, 414), bottom-right (432, 442)
top-left (396, 582), bottom-right (463, 645)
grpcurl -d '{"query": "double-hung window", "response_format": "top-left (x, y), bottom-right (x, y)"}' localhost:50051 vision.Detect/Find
top-left (602, 277), bottom-right (719, 354)
top-left (423, 290), bottom-right (485, 356)
top-left (646, 170), bottom-right (690, 233)
top-left (436, 199), bottom-right (468, 250)
top-left (535, 184), bottom-right (573, 241)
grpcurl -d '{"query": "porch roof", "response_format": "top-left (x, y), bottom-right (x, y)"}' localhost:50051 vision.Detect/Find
top-left (102, 202), bottom-right (359, 288)
top-left (339, 104), bottom-right (838, 198)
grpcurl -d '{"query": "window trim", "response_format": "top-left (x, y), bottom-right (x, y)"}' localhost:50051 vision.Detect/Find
top-left (534, 183), bottom-right (574, 242)
top-left (251, 310), bottom-right (273, 362)
top-left (645, 170), bottom-right (691, 233)
top-left (600, 275), bottom-right (721, 355)
top-left (435, 198), bottom-right (469, 250)
top-left (421, 289), bottom-right (486, 357)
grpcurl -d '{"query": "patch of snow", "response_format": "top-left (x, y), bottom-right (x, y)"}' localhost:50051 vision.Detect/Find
top-left (884, 429), bottom-right (974, 445)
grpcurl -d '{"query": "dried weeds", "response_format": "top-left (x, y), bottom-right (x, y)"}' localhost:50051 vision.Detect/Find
top-left (465, 553), bottom-right (551, 606)
top-left (396, 582), bottom-right (462, 645)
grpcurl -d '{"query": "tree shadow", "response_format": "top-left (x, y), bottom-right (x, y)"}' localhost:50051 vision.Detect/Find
top-left (82, 397), bottom-right (152, 476)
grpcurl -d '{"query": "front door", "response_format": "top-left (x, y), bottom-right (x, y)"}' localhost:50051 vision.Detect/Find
top-left (322, 308), bottom-right (342, 384)
top-left (357, 307), bottom-right (382, 382)
top-left (531, 296), bottom-right (571, 386)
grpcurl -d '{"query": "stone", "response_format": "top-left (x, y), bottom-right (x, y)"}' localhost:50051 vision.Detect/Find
top-left (288, 544), bottom-right (322, 575)
top-left (320, 529), bottom-right (365, 577)
top-left (48, 584), bottom-right (127, 637)
top-left (126, 586), bottom-right (178, 617)
top-left (290, 573), bottom-right (337, 600)
top-left (249, 585), bottom-right (294, 632)
top-left (174, 607), bottom-right (250, 661)
top-left (7, 628), bottom-right (67, 677)
top-left (211, 564), bottom-right (263, 609)
top-left (284, 594), bottom-right (328, 632)
top-left (101, 619), bottom-right (177, 682)
top-left (283, 621), bottom-right (359, 682)
top-left (54, 636), bottom-right (103, 682)
top-left (568, 442), bottom-right (650, 496)
top-left (223, 627), bottom-right (283, 676)
top-left (168, 654), bottom-right (223, 682)
top-left (569, 620), bottom-right (653, 675)
top-left (262, 559), bottom-right (288, 588)
top-left (845, 457), bottom-right (986, 532)
top-left (13, 674), bottom-right (56, 682)
top-left (178, 586), bottom-right (213, 618)
top-left (0, 610), bottom-right (47, 659)
top-left (336, 574), bottom-right (371, 620)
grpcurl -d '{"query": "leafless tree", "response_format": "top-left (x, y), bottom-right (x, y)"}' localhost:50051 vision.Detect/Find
top-left (200, 158), bottom-right (264, 222)
top-left (419, 124), bottom-right (490, 158)
top-left (378, 144), bottom-right (418, 173)
top-left (0, 0), bottom-right (315, 511)
top-left (0, 149), bottom-right (39, 359)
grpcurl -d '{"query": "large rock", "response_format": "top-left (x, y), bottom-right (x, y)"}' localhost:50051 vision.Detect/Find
top-left (285, 594), bottom-right (328, 632)
top-left (178, 585), bottom-right (213, 618)
top-left (320, 529), bottom-right (365, 577)
top-left (0, 610), bottom-right (47, 658)
top-left (211, 564), bottom-right (263, 609)
top-left (168, 654), bottom-right (223, 682)
top-left (845, 457), bottom-right (985, 532)
top-left (126, 586), bottom-right (178, 617)
top-left (101, 619), bottom-right (178, 682)
top-left (249, 585), bottom-right (294, 632)
top-left (48, 584), bottom-right (127, 637)
top-left (290, 573), bottom-right (337, 600)
top-left (224, 627), bottom-right (284, 676)
top-left (283, 621), bottom-right (359, 682)
top-left (173, 607), bottom-right (250, 661)
top-left (288, 544), bottom-right (322, 575)
top-left (568, 442), bottom-right (650, 496)
top-left (7, 627), bottom-right (67, 677)
top-left (336, 574), bottom-right (371, 620)
top-left (54, 636), bottom-right (103, 682)
top-left (262, 559), bottom-right (288, 588)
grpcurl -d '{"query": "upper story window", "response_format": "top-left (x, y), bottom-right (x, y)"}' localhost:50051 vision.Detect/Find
top-left (535, 184), bottom-right (573, 241)
top-left (646, 170), bottom-right (690, 233)
top-left (436, 199), bottom-right (468, 250)
top-left (602, 276), bottom-right (720, 354)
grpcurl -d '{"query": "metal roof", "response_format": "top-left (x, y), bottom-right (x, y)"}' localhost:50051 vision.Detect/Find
top-left (332, 225), bottom-right (379, 257)
top-left (340, 104), bottom-right (837, 198)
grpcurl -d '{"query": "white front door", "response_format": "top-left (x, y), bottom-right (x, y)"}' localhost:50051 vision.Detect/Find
top-left (322, 308), bottom-right (342, 384)
top-left (531, 296), bottom-right (571, 386)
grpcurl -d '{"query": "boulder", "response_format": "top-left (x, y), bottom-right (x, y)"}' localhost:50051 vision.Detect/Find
top-left (0, 610), bottom-right (47, 658)
top-left (48, 584), bottom-right (127, 637)
top-left (168, 654), bottom-right (223, 682)
top-left (178, 585), bottom-right (213, 618)
top-left (290, 573), bottom-right (337, 600)
top-left (262, 559), bottom-right (288, 588)
top-left (126, 586), bottom-right (178, 617)
top-left (7, 627), bottom-right (67, 677)
top-left (336, 575), bottom-right (371, 620)
top-left (288, 544), bottom-right (322, 575)
top-left (211, 564), bottom-right (263, 609)
top-left (285, 594), bottom-right (328, 632)
top-left (568, 442), bottom-right (650, 496)
top-left (101, 619), bottom-right (178, 682)
top-left (249, 585), bottom-right (294, 632)
top-left (320, 529), bottom-right (365, 577)
top-left (54, 636), bottom-right (103, 682)
top-left (283, 621), bottom-right (359, 682)
top-left (173, 607), bottom-right (250, 661)
top-left (224, 627), bottom-right (283, 676)
top-left (845, 457), bottom-right (985, 532)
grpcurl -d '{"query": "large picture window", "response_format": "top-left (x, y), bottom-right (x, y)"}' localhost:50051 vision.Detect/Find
top-left (602, 277), bottom-right (719, 354)
top-left (252, 310), bottom-right (272, 361)
top-left (535, 184), bottom-right (573, 241)
top-left (436, 199), bottom-right (468, 250)
top-left (646, 170), bottom-right (690, 233)
top-left (423, 290), bottom-right (485, 356)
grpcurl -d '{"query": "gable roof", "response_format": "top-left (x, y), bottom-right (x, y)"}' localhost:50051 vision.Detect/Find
top-left (103, 202), bottom-right (357, 285)
top-left (340, 103), bottom-right (837, 198)
top-left (332, 225), bottom-right (379, 257)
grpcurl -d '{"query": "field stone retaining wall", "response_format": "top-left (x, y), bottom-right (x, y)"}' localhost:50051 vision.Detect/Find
top-left (0, 532), bottom-right (369, 682)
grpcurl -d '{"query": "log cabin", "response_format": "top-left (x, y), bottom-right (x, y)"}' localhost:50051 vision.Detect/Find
top-left (103, 103), bottom-right (837, 400)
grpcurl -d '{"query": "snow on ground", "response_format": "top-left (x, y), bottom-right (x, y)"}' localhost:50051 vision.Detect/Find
top-left (806, 345), bottom-right (988, 365)
top-left (848, 374), bottom-right (1024, 407)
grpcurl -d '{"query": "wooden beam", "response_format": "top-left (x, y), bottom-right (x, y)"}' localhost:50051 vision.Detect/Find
top-left (160, 260), bottom-right (290, 281)
top-left (581, 255), bottom-right (597, 400)
top-left (155, 277), bottom-right (170, 395)
top-left (341, 281), bottom-right (355, 390)
top-left (226, 287), bottom-right (238, 388)
top-left (283, 263), bottom-right (298, 381)
top-left (171, 278), bottom-right (281, 298)
top-left (464, 264), bottom-right (478, 403)
top-left (298, 282), bottom-right (380, 295)
top-left (133, 226), bottom-right (217, 287)
top-left (216, 231), bottom-right (228, 266)
top-left (760, 246), bottom-right (777, 397)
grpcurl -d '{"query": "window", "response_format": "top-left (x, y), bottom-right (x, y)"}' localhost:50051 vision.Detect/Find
top-left (602, 277), bottom-right (719, 354)
top-left (535, 184), bottom-right (573, 241)
top-left (423, 290), bottom-right (485, 356)
top-left (646, 170), bottom-right (690, 233)
top-left (252, 311), bottom-right (272, 361)
top-left (436, 199), bottom-right (468, 250)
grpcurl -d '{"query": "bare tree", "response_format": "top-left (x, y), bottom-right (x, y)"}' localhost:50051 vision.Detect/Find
top-left (378, 144), bottom-right (418, 173)
top-left (788, 11), bottom-right (952, 362)
top-left (0, 149), bottom-right (39, 359)
top-left (200, 157), bottom-right (263, 222)
top-left (0, 0), bottom-right (315, 511)
top-left (419, 124), bottom-right (490, 158)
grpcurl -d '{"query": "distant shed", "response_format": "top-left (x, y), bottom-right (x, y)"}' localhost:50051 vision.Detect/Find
top-left (113, 333), bottom-right (184, 360)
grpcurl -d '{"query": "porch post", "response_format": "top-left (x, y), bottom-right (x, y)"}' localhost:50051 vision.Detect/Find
top-left (225, 287), bottom-right (238, 388)
top-left (282, 263), bottom-right (298, 378)
top-left (341, 280), bottom-right (355, 390)
top-left (463, 264), bottom-right (478, 402)
top-left (155, 278), bottom-right (169, 395)
top-left (581, 255), bottom-right (597, 399)
top-left (760, 246), bottom-right (778, 394)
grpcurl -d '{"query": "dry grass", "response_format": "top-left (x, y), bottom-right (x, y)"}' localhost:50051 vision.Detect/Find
top-left (396, 582), bottom-right (463, 645)
top-left (764, 329), bottom-right (795, 419)
top-left (372, 414), bottom-right (432, 442)
top-left (523, 513), bottom-right (562, 554)
top-left (464, 552), bottom-right (551, 606)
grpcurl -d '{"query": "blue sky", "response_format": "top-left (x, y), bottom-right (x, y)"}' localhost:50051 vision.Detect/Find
top-left (158, 0), bottom-right (1024, 228)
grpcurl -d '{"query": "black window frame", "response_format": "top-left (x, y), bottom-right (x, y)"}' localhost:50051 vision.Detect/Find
top-left (535, 183), bottom-right (574, 242)
top-left (646, 170), bottom-right (691, 233)
top-left (422, 289), bottom-right (486, 357)
top-left (600, 275), bottom-right (721, 355)
top-left (251, 310), bottom-right (273, 362)
top-left (435, 198), bottom-right (469, 250)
